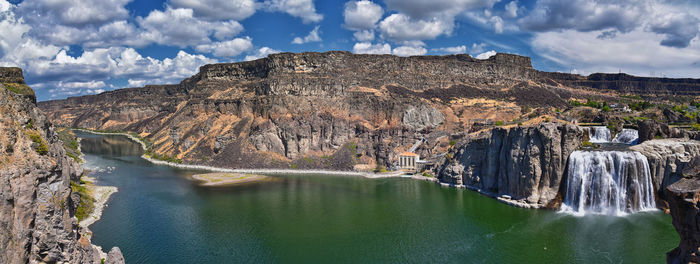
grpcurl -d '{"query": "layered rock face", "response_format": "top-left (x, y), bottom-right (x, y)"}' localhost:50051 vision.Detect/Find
top-left (631, 139), bottom-right (700, 207)
top-left (40, 52), bottom-right (576, 169)
top-left (0, 69), bottom-right (123, 263)
top-left (38, 52), bottom-right (700, 170)
top-left (438, 123), bottom-right (584, 208)
top-left (665, 158), bottom-right (700, 264)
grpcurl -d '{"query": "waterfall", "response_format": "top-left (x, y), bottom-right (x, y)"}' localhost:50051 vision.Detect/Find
top-left (561, 151), bottom-right (656, 216)
top-left (586, 126), bottom-right (611, 143)
top-left (612, 129), bottom-right (639, 145)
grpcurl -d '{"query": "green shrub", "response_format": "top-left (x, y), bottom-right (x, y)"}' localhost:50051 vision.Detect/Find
top-left (494, 121), bottom-right (504, 126)
top-left (449, 140), bottom-right (456, 146)
top-left (2, 82), bottom-right (35, 98)
top-left (374, 166), bottom-right (388, 173)
top-left (581, 140), bottom-right (593, 148)
top-left (71, 181), bottom-right (94, 222)
top-left (290, 164), bottom-right (297, 169)
top-left (27, 131), bottom-right (48, 155)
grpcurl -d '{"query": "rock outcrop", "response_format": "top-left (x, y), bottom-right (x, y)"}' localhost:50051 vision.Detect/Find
top-left (638, 120), bottom-right (700, 143)
top-left (665, 158), bottom-right (700, 264)
top-left (0, 68), bottom-right (123, 263)
top-left (438, 123), bottom-right (584, 208)
top-left (631, 139), bottom-right (700, 202)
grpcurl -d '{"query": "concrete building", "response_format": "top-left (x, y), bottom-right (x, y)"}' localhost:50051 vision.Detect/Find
top-left (399, 152), bottom-right (419, 171)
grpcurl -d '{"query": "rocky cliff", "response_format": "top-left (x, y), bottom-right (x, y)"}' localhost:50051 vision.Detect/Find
top-left (0, 68), bottom-right (123, 263)
top-left (438, 123), bottom-right (584, 208)
top-left (665, 158), bottom-right (700, 264)
top-left (38, 51), bottom-right (700, 171)
top-left (631, 139), bottom-right (700, 209)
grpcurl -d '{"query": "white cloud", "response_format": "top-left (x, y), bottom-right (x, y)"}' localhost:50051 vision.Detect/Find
top-left (432, 45), bottom-right (467, 54)
top-left (531, 28), bottom-right (700, 77)
top-left (490, 16), bottom-right (504, 33)
top-left (170, 0), bottom-right (257, 20)
top-left (264, 0), bottom-right (323, 24)
top-left (470, 42), bottom-right (487, 54)
top-left (17, 0), bottom-right (131, 26)
top-left (196, 37), bottom-right (254, 58)
top-left (292, 26), bottom-right (322, 44)
top-left (343, 1), bottom-right (383, 30)
top-left (378, 14), bottom-right (451, 41)
top-left (392, 45), bottom-right (427, 56)
top-left (475, 50), bottom-right (497, 59)
top-left (519, 0), bottom-right (700, 48)
top-left (137, 7), bottom-right (244, 47)
top-left (0, 0), bottom-right (11, 12)
top-left (352, 42), bottom-right (391, 54)
top-left (353, 30), bottom-right (375, 42)
top-left (383, 0), bottom-right (498, 20)
top-left (504, 1), bottom-right (518, 18)
top-left (244, 47), bottom-right (282, 61)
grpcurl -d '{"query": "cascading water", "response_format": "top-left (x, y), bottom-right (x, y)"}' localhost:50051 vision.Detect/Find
top-left (586, 126), bottom-right (612, 143)
top-left (612, 129), bottom-right (639, 145)
top-left (561, 151), bottom-right (656, 216)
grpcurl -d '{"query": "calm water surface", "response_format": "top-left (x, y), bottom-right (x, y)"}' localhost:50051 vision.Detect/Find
top-left (79, 132), bottom-right (678, 263)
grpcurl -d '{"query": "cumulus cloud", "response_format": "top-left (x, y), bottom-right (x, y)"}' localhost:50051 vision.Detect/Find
top-left (531, 28), bottom-right (700, 77)
top-left (292, 26), bottom-right (322, 44)
top-left (244, 47), bottom-right (282, 61)
top-left (432, 45), bottom-right (467, 54)
top-left (475, 50), bottom-right (497, 59)
top-left (264, 0), bottom-right (323, 24)
top-left (352, 42), bottom-right (391, 54)
top-left (196, 37), bottom-right (253, 58)
top-left (377, 0), bottom-right (499, 42)
top-left (383, 0), bottom-right (498, 20)
top-left (648, 12), bottom-right (700, 48)
top-left (470, 42), bottom-right (488, 54)
top-left (353, 30), bottom-right (375, 42)
top-left (519, 0), bottom-right (700, 48)
top-left (170, 0), bottom-right (257, 21)
top-left (504, 1), bottom-right (518, 18)
top-left (343, 1), bottom-right (383, 30)
top-left (17, 0), bottom-right (131, 26)
top-left (379, 14), bottom-right (451, 41)
top-left (392, 45), bottom-right (427, 56)
top-left (137, 7), bottom-right (244, 47)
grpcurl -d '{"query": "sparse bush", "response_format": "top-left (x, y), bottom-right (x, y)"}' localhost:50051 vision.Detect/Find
top-left (494, 121), bottom-right (504, 126)
top-left (449, 140), bottom-right (456, 146)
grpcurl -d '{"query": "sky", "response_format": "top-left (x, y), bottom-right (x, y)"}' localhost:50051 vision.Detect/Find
top-left (0, 0), bottom-right (699, 101)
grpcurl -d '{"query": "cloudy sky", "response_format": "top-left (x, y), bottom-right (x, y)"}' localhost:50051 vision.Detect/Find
top-left (1, 0), bottom-right (699, 101)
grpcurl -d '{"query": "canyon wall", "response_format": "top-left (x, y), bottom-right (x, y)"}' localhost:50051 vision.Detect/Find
top-left (438, 123), bottom-right (584, 208)
top-left (0, 68), bottom-right (123, 264)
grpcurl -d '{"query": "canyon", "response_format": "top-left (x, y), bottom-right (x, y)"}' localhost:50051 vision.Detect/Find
top-left (5, 51), bottom-right (700, 262)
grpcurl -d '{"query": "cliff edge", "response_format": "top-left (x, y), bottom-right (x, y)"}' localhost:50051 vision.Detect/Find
top-left (0, 67), bottom-right (124, 263)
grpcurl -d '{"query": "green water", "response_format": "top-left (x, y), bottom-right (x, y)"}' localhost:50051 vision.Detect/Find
top-left (79, 132), bottom-right (678, 263)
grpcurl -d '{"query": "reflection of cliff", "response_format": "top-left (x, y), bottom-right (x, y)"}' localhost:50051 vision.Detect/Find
top-left (0, 68), bottom-right (123, 263)
top-left (80, 136), bottom-right (145, 157)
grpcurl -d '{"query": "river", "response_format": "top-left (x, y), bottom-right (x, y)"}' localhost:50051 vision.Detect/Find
top-left (78, 131), bottom-right (677, 263)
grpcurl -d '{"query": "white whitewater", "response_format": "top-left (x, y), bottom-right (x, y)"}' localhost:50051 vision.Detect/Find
top-left (586, 126), bottom-right (612, 143)
top-left (612, 129), bottom-right (639, 145)
top-left (561, 151), bottom-right (656, 216)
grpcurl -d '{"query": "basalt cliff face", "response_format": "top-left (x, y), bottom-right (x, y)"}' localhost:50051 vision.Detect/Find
top-left (665, 158), bottom-right (700, 264)
top-left (39, 51), bottom-right (700, 170)
top-left (438, 123), bottom-right (584, 208)
top-left (0, 68), bottom-right (123, 264)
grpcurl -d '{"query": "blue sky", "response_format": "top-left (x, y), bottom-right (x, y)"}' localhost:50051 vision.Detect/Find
top-left (0, 0), bottom-right (699, 101)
